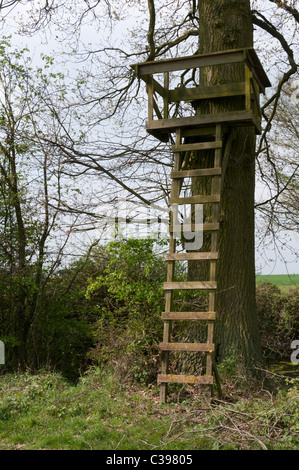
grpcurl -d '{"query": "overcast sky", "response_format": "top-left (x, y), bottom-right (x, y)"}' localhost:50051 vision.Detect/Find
top-left (1, 1), bottom-right (298, 275)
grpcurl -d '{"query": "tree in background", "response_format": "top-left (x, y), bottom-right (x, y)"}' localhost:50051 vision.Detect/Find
top-left (0, 39), bottom-right (96, 369)
top-left (0, 1), bottom-right (297, 372)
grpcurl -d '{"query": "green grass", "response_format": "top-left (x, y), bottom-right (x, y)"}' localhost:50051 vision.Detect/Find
top-left (256, 274), bottom-right (299, 287)
top-left (0, 367), bottom-right (298, 450)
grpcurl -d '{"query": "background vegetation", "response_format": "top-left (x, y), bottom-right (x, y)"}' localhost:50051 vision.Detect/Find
top-left (0, 237), bottom-right (298, 451)
top-left (1, 236), bottom-right (298, 380)
top-left (0, 0), bottom-right (298, 451)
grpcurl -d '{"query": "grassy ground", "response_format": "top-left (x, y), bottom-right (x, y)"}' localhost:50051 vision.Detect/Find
top-left (1, 275), bottom-right (298, 451)
top-left (0, 366), bottom-right (298, 450)
top-left (256, 274), bottom-right (299, 287)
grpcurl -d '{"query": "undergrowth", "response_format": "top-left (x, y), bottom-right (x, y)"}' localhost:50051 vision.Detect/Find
top-left (0, 366), bottom-right (298, 450)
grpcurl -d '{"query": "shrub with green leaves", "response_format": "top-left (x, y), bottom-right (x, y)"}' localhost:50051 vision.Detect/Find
top-left (86, 237), bottom-right (167, 384)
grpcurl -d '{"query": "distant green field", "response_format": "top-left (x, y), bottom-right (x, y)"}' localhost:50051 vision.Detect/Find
top-left (256, 274), bottom-right (299, 286)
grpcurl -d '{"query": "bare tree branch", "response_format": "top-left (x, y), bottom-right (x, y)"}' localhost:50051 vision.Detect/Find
top-left (268, 0), bottom-right (299, 23)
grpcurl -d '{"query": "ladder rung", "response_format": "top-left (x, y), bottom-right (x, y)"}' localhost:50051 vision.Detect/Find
top-left (162, 311), bottom-right (216, 320)
top-left (165, 252), bottom-right (218, 261)
top-left (160, 342), bottom-right (214, 352)
top-left (182, 126), bottom-right (220, 138)
top-left (164, 281), bottom-right (217, 290)
top-left (169, 195), bottom-right (220, 205)
top-left (158, 374), bottom-right (214, 385)
top-left (171, 168), bottom-right (222, 178)
top-left (169, 222), bottom-right (219, 233)
top-left (172, 141), bottom-right (223, 153)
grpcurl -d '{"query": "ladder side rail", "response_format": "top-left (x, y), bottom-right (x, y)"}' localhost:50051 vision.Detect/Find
top-left (206, 124), bottom-right (222, 379)
top-left (160, 127), bottom-right (182, 403)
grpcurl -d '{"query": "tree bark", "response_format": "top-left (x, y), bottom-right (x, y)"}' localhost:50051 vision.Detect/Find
top-left (185, 0), bottom-right (263, 370)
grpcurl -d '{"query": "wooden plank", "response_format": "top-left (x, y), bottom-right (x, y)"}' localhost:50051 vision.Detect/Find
top-left (246, 48), bottom-right (271, 92)
top-left (147, 114), bottom-right (261, 141)
top-left (147, 79), bottom-right (154, 121)
top-left (206, 124), bottom-right (222, 379)
top-left (162, 311), bottom-right (216, 320)
top-left (158, 374), bottom-right (214, 385)
top-left (165, 252), bottom-right (218, 261)
top-left (172, 141), bottom-right (222, 152)
top-left (182, 126), bottom-right (217, 138)
top-left (171, 168), bottom-right (222, 179)
top-left (164, 281), bottom-right (217, 290)
top-left (169, 195), bottom-right (220, 205)
top-left (164, 72), bottom-right (169, 119)
top-left (245, 63), bottom-right (252, 111)
top-left (146, 110), bottom-right (259, 133)
top-left (169, 222), bottom-right (219, 233)
top-left (159, 342), bottom-right (214, 352)
top-left (251, 75), bottom-right (261, 116)
top-left (147, 128), bottom-right (170, 143)
top-left (132, 48), bottom-right (245, 76)
top-left (160, 128), bottom-right (183, 404)
top-left (169, 82), bottom-right (245, 102)
top-left (201, 223), bottom-right (219, 231)
top-left (141, 74), bottom-right (166, 97)
top-left (248, 110), bottom-right (262, 135)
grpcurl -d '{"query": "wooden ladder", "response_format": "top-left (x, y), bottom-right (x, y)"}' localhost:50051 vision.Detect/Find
top-left (158, 123), bottom-right (224, 403)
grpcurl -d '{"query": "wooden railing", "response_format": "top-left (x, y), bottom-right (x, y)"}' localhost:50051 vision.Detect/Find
top-left (132, 48), bottom-right (271, 140)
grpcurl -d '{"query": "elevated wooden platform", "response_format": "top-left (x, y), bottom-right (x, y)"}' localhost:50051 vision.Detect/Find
top-left (130, 48), bottom-right (271, 403)
top-left (146, 109), bottom-right (262, 142)
top-left (133, 48), bottom-right (270, 92)
top-left (155, 123), bottom-right (224, 403)
top-left (132, 48), bottom-right (271, 142)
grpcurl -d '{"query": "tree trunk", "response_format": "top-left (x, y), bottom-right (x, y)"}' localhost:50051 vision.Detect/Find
top-left (185, 0), bottom-right (263, 371)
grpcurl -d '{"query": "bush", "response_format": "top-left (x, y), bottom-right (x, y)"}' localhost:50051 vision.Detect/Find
top-left (256, 282), bottom-right (299, 360)
top-left (0, 255), bottom-right (107, 380)
top-left (86, 237), bottom-right (167, 384)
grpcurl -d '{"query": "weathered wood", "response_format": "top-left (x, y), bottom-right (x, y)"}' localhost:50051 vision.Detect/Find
top-left (162, 311), bottom-right (216, 320)
top-left (251, 75), bottom-right (261, 116)
top-left (133, 48), bottom-right (245, 76)
top-left (131, 47), bottom-right (271, 87)
top-left (171, 167), bottom-right (222, 179)
top-left (164, 72), bottom-right (169, 119)
top-left (133, 45), bottom-right (271, 405)
top-left (165, 252), bottom-right (218, 261)
top-left (146, 109), bottom-right (262, 135)
top-left (245, 48), bottom-right (271, 92)
top-left (206, 123), bottom-right (222, 378)
top-left (132, 48), bottom-right (270, 90)
top-left (159, 342), bottom-right (214, 352)
top-left (172, 140), bottom-right (222, 152)
top-left (169, 82), bottom-right (245, 103)
top-left (147, 78), bottom-right (154, 122)
top-left (160, 128), bottom-right (183, 404)
top-left (182, 126), bottom-right (218, 138)
top-left (168, 222), bottom-right (219, 233)
top-left (147, 128), bottom-right (170, 143)
top-left (158, 374), bottom-right (214, 385)
top-left (245, 63), bottom-right (252, 111)
top-left (169, 195), bottom-right (220, 205)
top-left (141, 74), bottom-right (166, 98)
top-left (164, 281), bottom-right (217, 290)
